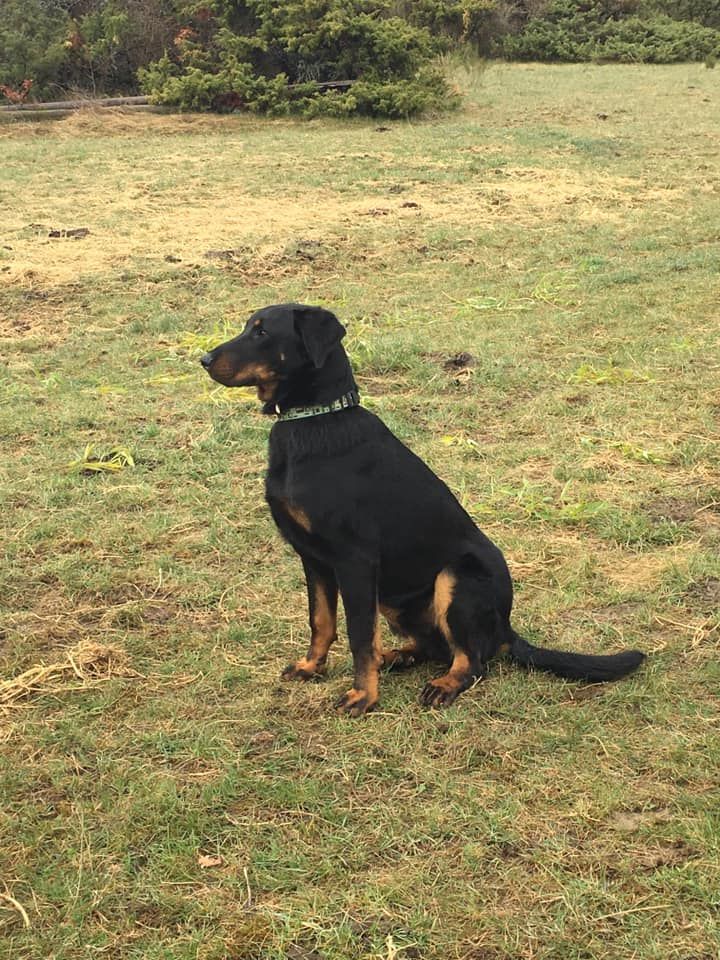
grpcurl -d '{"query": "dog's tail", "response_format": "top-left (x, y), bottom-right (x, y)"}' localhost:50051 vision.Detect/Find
top-left (508, 628), bottom-right (645, 682)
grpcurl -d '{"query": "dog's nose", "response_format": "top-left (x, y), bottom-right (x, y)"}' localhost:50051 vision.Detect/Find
top-left (200, 353), bottom-right (213, 370)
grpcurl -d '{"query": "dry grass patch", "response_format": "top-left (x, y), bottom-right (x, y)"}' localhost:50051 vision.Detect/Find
top-left (0, 640), bottom-right (133, 706)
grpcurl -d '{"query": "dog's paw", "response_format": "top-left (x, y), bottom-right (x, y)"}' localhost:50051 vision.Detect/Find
top-left (281, 659), bottom-right (325, 682)
top-left (380, 648), bottom-right (417, 671)
top-left (419, 678), bottom-right (463, 708)
top-left (334, 688), bottom-right (377, 717)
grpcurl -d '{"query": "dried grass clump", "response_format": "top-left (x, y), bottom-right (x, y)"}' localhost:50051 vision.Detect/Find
top-left (0, 640), bottom-right (133, 706)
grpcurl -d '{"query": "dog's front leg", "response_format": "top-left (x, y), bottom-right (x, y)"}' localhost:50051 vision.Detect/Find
top-left (333, 562), bottom-right (382, 717)
top-left (282, 558), bottom-right (338, 681)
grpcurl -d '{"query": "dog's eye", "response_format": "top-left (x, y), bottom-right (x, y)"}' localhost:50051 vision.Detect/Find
top-left (253, 326), bottom-right (268, 338)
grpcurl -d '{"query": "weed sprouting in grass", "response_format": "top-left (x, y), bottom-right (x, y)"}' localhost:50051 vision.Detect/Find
top-left (345, 317), bottom-right (426, 376)
top-left (580, 435), bottom-right (670, 464)
top-left (194, 384), bottom-right (257, 406)
top-left (461, 294), bottom-right (533, 313)
top-left (440, 434), bottom-right (482, 453)
top-left (67, 444), bottom-right (135, 474)
top-left (532, 270), bottom-right (581, 309)
top-left (569, 363), bottom-right (652, 385)
top-left (178, 321), bottom-right (241, 356)
top-left (146, 373), bottom-right (195, 386)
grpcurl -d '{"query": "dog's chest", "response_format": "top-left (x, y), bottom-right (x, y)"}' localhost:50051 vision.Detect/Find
top-left (265, 441), bottom-right (315, 539)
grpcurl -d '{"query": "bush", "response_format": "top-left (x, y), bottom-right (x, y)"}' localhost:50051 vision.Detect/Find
top-left (646, 0), bottom-right (720, 28)
top-left (3, 0), bottom-right (719, 107)
top-left (501, 0), bottom-right (720, 61)
top-left (302, 70), bottom-right (457, 118)
top-left (140, 0), bottom-right (456, 117)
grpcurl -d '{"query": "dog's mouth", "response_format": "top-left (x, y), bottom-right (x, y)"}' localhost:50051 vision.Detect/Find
top-left (205, 359), bottom-right (279, 401)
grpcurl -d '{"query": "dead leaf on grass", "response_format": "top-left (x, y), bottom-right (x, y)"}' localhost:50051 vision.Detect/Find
top-left (610, 809), bottom-right (672, 833)
top-left (197, 853), bottom-right (224, 869)
top-left (245, 730), bottom-right (276, 753)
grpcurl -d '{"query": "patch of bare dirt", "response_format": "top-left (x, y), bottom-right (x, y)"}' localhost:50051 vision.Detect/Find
top-left (591, 601), bottom-right (644, 625)
top-left (684, 577), bottom-right (720, 610)
top-left (645, 496), bottom-right (697, 524)
top-left (634, 840), bottom-right (694, 871)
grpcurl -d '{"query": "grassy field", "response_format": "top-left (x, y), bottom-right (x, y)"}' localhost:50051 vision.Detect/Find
top-left (1, 62), bottom-right (719, 960)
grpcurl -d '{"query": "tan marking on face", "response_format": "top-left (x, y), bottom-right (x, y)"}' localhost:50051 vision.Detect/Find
top-left (235, 363), bottom-right (278, 403)
top-left (206, 355), bottom-right (235, 381)
top-left (225, 361), bottom-right (278, 398)
top-left (433, 569), bottom-right (457, 642)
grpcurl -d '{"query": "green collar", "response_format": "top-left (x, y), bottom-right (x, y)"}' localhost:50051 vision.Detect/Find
top-left (275, 390), bottom-right (360, 421)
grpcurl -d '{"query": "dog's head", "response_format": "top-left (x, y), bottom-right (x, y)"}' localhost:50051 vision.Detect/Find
top-left (200, 303), bottom-right (347, 404)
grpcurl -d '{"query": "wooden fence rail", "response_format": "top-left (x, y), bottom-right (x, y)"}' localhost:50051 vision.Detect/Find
top-left (0, 81), bottom-right (355, 115)
top-left (0, 95), bottom-right (151, 113)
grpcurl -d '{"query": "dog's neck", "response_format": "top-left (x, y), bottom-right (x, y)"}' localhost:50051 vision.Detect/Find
top-left (262, 344), bottom-right (358, 416)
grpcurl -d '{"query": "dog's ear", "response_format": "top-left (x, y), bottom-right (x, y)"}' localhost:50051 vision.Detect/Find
top-left (293, 305), bottom-right (346, 368)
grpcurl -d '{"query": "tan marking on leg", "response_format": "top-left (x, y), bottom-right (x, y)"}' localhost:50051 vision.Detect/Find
top-left (433, 569), bottom-right (457, 642)
top-left (282, 580), bottom-right (337, 681)
top-left (336, 619), bottom-right (382, 716)
top-left (360, 619), bottom-right (383, 703)
top-left (420, 649), bottom-right (474, 707)
top-left (433, 650), bottom-right (471, 692)
top-left (307, 580), bottom-right (337, 665)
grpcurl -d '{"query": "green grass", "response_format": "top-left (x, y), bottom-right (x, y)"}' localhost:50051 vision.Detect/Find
top-left (2, 63), bottom-right (720, 959)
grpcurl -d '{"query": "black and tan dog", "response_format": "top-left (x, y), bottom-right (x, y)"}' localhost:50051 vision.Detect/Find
top-left (201, 303), bottom-right (644, 716)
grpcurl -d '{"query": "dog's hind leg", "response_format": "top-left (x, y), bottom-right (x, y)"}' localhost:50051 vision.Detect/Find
top-left (419, 565), bottom-right (500, 708)
top-left (282, 558), bottom-right (338, 681)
